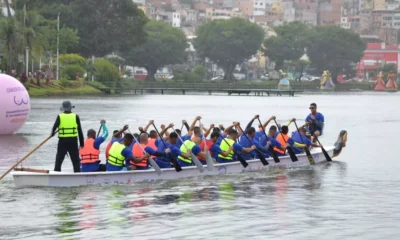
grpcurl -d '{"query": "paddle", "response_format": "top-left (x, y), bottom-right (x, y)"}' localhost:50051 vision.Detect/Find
top-left (96, 124), bottom-right (102, 138)
top-left (314, 135), bottom-right (332, 162)
top-left (293, 121), bottom-right (315, 165)
top-left (237, 125), bottom-right (269, 165)
top-left (152, 123), bottom-right (182, 172)
top-left (130, 131), bottom-right (162, 175)
top-left (199, 120), bottom-right (214, 171)
top-left (221, 137), bottom-right (249, 168)
top-left (0, 135), bottom-right (54, 180)
top-left (273, 119), bottom-right (298, 162)
top-left (257, 118), bottom-right (280, 163)
top-left (172, 127), bottom-right (205, 173)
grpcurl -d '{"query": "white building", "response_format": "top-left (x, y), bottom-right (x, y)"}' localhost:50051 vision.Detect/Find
top-left (341, 17), bottom-right (351, 29)
top-left (253, 0), bottom-right (266, 16)
top-left (132, 0), bottom-right (146, 6)
top-left (171, 12), bottom-right (181, 28)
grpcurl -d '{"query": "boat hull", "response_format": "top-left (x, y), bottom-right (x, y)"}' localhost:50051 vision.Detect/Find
top-left (12, 147), bottom-right (335, 188)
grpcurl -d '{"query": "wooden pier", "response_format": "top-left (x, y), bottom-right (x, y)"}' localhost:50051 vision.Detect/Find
top-left (117, 83), bottom-right (303, 96)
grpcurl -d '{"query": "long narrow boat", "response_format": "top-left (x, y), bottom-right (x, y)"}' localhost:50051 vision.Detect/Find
top-left (12, 146), bottom-right (337, 188)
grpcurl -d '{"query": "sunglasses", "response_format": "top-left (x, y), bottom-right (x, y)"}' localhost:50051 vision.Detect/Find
top-left (309, 107), bottom-right (315, 109)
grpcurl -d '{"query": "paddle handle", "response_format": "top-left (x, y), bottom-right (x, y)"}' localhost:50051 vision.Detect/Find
top-left (172, 127), bottom-right (189, 150)
top-left (96, 124), bottom-right (102, 138)
top-left (0, 135), bottom-right (54, 180)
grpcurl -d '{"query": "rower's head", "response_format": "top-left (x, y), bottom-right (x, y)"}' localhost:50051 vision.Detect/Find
top-left (213, 127), bottom-right (221, 133)
top-left (149, 130), bottom-right (157, 139)
top-left (309, 103), bottom-right (317, 114)
top-left (139, 132), bottom-right (149, 145)
top-left (281, 126), bottom-right (289, 135)
top-left (210, 131), bottom-right (220, 143)
top-left (123, 133), bottom-right (134, 146)
top-left (175, 129), bottom-right (182, 136)
top-left (169, 132), bottom-right (178, 144)
top-left (133, 133), bottom-right (140, 139)
top-left (228, 129), bottom-right (239, 141)
top-left (113, 130), bottom-right (121, 138)
top-left (192, 136), bottom-right (202, 145)
top-left (299, 127), bottom-right (307, 135)
top-left (268, 125), bottom-right (277, 137)
top-left (258, 124), bottom-right (263, 132)
top-left (87, 129), bottom-right (96, 139)
top-left (193, 126), bottom-right (201, 137)
top-left (246, 127), bottom-right (256, 138)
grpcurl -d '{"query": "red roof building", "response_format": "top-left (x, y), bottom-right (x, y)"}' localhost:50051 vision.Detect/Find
top-left (357, 43), bottom-right (400, 78)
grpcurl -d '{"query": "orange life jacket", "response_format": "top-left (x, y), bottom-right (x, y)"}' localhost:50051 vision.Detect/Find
top-left (79, 138), bottom-right (100, 164)
top-left (131, 142), bottom-right (148, 167)
top-left (105, 140), bottom-right (112, 160)
top-left (199, 139), bottom-right (213, 161)
top-left (274, 134), bottom-right (290, 154)
top-left (147, 138), bottom-right (157, 159)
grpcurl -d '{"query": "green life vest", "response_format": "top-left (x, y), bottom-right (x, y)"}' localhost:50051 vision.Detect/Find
top-left (178, 140), bottom-right (196, 164)
top-left (108, 142), bottom-right (126, 167)
top-left (58, 113), bottom-right (78, 138)
top-left (219, 138), bottom-right (234, 160)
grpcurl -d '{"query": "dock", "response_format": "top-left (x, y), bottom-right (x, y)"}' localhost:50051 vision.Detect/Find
top-left (116, 83), bottom-right (303, 96)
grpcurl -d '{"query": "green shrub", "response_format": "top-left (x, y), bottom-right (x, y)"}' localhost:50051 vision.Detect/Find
top-left (59, 79), bottom-right (70, 87)
top-left (182, 71), bottom-right (201, 83)
top-left (62, 64), bottom-right (86, 80)
top-left (59, 54), bottom-right (86, 68)
top-left (192, 65), bottom-right (206, 78)
top-left (94, 59), bottom-right (120, 87)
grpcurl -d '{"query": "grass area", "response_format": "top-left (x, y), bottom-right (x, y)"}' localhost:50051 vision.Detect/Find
top-left (26, 79), bottom-right (103, 97)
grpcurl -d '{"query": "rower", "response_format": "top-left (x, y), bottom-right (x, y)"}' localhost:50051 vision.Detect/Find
top-left (239, 126), bottom-right (269, 160)
top-left (155, 132), bottom-right (191, 168)
top-left (273, 125), bottom-right (294, 156)
top-left (177, 136), bottom-right (207, 167)
top-left (306, 103), bottom-right (325, 144)
top-left (80, 120), bottom-right (109, 172)
top-left (105, 130), bottom-right (120, 160)
top-left (218, 123), bottom-right (256, 163)
top-left (131, 133), bottom-right (167, 170)
top-left (51, 101), bottom-right (84, 172)
top-left (209, 131), bottom-right (233, 162)
top-left (107, 127), bottom-right (150, 171)
top-left (198, 123), bottom-right (214, 165)
top-left (291, 127), bottom-right (321, 154)
top-left (259, 126), bottom-right (286, 154)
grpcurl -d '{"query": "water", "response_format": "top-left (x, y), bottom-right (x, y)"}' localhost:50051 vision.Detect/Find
top-left (1, 93), bottom-right (400, 240)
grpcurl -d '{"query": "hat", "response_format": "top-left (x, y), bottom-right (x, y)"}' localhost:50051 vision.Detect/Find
top-left (60, 101), bottom-right (75, 111)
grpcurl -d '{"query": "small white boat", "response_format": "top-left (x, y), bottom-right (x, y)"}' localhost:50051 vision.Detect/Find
top-left (12, 146), bottom-right (337, 188)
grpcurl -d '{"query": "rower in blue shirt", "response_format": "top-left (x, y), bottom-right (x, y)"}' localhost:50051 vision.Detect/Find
top-left (305, 102), bottom-right (325, 144)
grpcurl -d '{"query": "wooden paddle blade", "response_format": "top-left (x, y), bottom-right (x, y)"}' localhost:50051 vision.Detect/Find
top-left (191, 153), bottom-right (205, 173)
top-left (322, 147), bottom-right (332, 162)
top-left (205, 150), bottom-right (214, 171)
top-left (255, 149), bottom-right (269, 165)
top-left (169, 153), bottom-right (182, 172)
top-left (268, 146), bottom-right (280, 163)
top-left (287, 147), bottom-right (298, 162)
top-left (148, 158), bottom-right (162, 175)
top-left (304, 148), bottom-right (315, 165)
top-left (236, 153), bottom-right (249, 168)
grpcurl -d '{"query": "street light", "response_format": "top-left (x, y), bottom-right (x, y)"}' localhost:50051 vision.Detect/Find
top-left (56, 12), bottom-right (60, 80)
top-left (25, 47), bottom-right (30, 74)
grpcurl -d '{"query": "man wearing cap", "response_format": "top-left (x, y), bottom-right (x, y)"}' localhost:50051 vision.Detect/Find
top-left (51, 101), bottom-right (84, 172)
top-left (305, 103), bottom-right (325, 143)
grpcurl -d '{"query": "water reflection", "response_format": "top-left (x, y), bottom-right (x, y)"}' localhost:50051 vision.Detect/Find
top-left (54, 189), bottom-right (81, 234)
top-left (0, 135), bottom-right (29, 168)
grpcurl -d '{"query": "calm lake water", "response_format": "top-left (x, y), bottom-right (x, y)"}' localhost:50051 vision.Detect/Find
top-left (1, 93), bottom-right (400, 240)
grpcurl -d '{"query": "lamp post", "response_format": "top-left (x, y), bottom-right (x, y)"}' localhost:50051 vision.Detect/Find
top-left (25, 47), bottom-right (29, 74)
top-left (56, 12), bottom-right (60, 80)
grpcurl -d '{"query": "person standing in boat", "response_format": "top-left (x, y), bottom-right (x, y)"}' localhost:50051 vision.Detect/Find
top-left (107, 127), bottom-right (150, 171)
top-left (305, 103), bottom-right (325, 143)
top-left (79, 120), bottom-right (109, 172)
top-left (51, 101), bottom-right (84, 172)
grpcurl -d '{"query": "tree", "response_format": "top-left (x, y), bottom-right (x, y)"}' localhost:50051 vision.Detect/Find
top-left (307, 26), bottom-right (366, 82)
top-left (263, 22), bottom-right (311, 70)
top-left (194, 18), bottom-right (264, 80)
top-left (93, 59), bottom-right (120, 87)
top-left (16, 0), bottom-right (148, 57)
top-left (126, 21), bottom-right (187, 81)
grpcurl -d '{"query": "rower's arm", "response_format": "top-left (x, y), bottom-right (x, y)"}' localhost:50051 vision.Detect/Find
top-left (220, 146), bottom-right (233, 157)
top-left (262, 116), bottom-right (275, 129)
top-left (100, 123), bottom-right (109, 139)
top-left (180, 152), bottom-right (191, 159)
top-left (143, 120), bottom-right (154, 132)
top-left (203, 124), bottom-right (214, 138)
top-left (242, 147), bottom-right (254, 153)
top-left (182, 120), bottom-right (190, 132)
top-left (223, 123), bottom-right (236, 135)
top-left (189, 116), bottom-right (201, 134)
top-left (293, 142), bottom-right (307, 148)
top-left (113, 125), bottom-right (129, 138)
